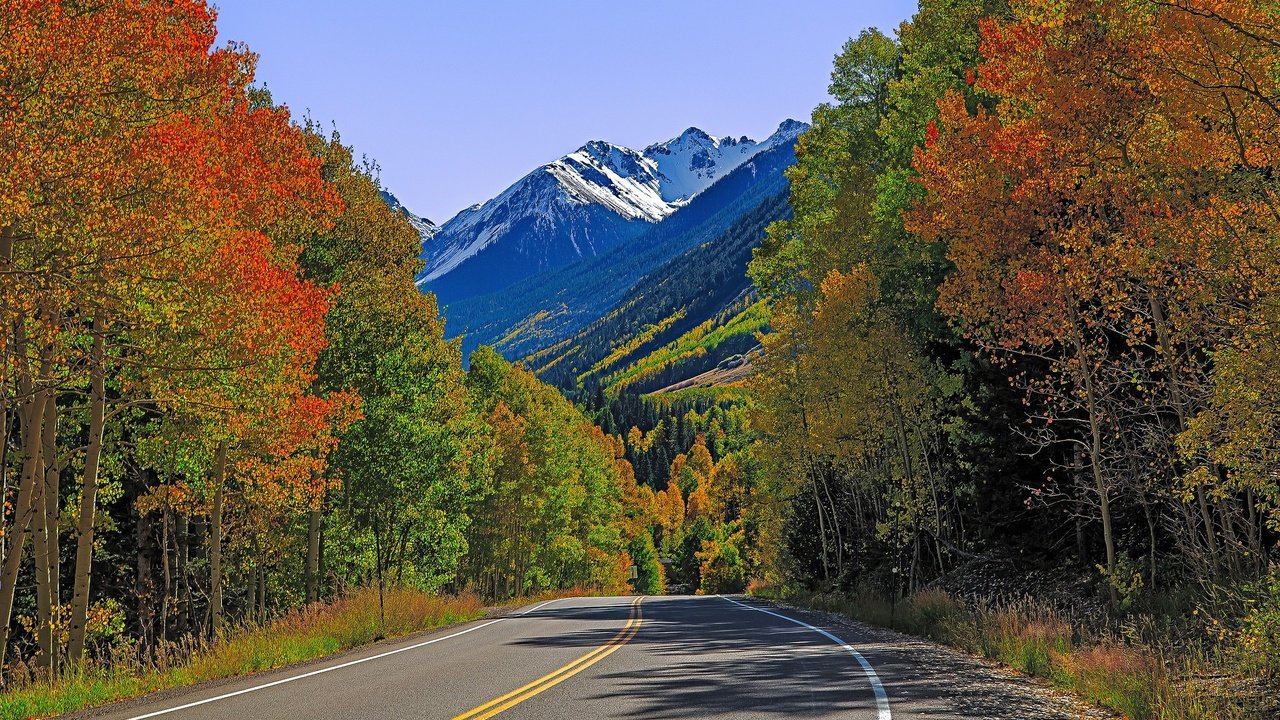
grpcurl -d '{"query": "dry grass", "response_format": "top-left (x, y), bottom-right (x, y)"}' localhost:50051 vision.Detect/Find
top-left (0, 588), bottom-right (485, 720)
top-left (773, 587), bottom-right (1261, 720)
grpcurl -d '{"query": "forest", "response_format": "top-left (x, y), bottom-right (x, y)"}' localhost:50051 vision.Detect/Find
top-left (1, 0), bottom-right (1279, 718)
top-left (0, 0), bottom-right (655, 696)
top-left (737, 0), bottom-right (1280, 714)
top-left (750, 0), bottom-right (1280, 607)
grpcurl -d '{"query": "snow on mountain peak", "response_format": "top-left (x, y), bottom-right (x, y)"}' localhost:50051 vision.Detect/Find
top-left (415, 119), bottom-right (809, 286)
top-left (640, 120), bottom-right (806, 204)
top-left (548, 141), bottom-right (668, 223)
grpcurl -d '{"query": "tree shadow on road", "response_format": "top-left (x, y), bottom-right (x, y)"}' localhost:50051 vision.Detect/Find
top-left (510, 596), bottom-right (1110, 719)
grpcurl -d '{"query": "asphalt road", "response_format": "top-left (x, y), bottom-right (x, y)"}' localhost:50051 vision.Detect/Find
top-left (79, 595), bottom-right (1111, 720)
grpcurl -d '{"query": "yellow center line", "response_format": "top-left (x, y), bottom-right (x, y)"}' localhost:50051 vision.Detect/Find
top-left (451, 596), bottom-right (644, 720)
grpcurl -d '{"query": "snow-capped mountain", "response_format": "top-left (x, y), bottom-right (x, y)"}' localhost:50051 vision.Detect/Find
top-left (418, 142), bottom-right (667, 285)
top-left (645, 119), bottom-right (806, 204)
top-left (380, 191), bottom-right (439, 240)
top-left (416, 119), bottom-right (807, 304)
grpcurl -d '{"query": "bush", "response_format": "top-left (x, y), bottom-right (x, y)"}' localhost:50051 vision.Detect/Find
top-left (699, 539), bottom-right (747, 594)
top-left (906, 589), bottom-right (974, 647)
top-left (1235, 570), bottom-right (1280, 681)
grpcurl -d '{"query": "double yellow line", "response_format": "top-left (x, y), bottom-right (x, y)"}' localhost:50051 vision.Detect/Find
top-left (450, 596), bottom-right (644, 720)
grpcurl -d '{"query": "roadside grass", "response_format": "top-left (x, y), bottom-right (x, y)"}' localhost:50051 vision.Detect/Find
top-left (762, 586), bottom-right (1259, 720)
top-left (0, 588), bottom-right (485, 720)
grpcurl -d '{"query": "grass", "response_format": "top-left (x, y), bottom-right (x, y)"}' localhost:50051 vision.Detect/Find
top-left (766, 586), bottom-right (1261, 720)
top-left (0, 588), bottom-right (486, 720)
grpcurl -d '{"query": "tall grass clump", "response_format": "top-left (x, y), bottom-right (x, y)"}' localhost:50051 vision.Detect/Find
top-left (973, 600), bottom-right (1072, 679)
top-left (1057, 643), bottom-right (1152, 717)
top-left (0, 588), bottom-right (484, 720)
top-left (766, 586), bottom-right (1263, 720)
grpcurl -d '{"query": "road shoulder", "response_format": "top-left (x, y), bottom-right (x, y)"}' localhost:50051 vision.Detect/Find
top-left (745, 597), bottom-right (1121, 720)
top-left (65, 598), bottom-right (559, 720)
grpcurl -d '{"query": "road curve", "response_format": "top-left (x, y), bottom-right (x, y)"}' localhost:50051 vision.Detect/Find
top-left (76, 595), bottom-right (1112, 720)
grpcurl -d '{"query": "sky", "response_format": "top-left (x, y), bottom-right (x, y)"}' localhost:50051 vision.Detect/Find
top-left (213, 1), bottom-right (920, 224)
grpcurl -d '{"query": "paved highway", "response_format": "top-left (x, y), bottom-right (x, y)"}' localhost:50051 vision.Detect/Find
top-left (79, 595), bottom-right (1109, 720)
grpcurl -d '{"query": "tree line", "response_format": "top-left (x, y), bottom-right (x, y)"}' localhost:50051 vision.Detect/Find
top-left (0, 0), bottom-right (651, 683)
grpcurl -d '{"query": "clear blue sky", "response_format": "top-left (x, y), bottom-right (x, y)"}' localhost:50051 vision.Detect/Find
top-left (213, 1), bottom-right (920, 223)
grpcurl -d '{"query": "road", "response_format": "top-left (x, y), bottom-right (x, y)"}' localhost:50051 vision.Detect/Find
top-left (79, 595), bottom-right (1112, 720)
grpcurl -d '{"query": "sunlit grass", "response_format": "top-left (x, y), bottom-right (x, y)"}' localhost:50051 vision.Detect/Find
top-left (0, 588), bottom-right (485, 720)
top-left (773, 588), bottom-right (1259, 720)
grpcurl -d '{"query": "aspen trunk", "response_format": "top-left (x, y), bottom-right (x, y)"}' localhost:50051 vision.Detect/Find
top-left (808, 467), bottom-right (831, 582)
top-left (1149, 295), bottom-right (1222, 578)
top-left (1067, 306), bottom-right (1118, 608)
top-left (0, 390), bottom-right (7, 572)
top-left (1196, 487), bottom-right (1220, 577)
top-left (317, 523), bottom-right (325, 594)
top-left (1141, 494), bottom-right (1158, 591)
top-left (176, 513), bottom-right (190, 634)
top-left (160, 506), bottom-right (171, 640)
top-left (210, 442), bottom-right (227, 635)
top-left (0, 390), bottom-right (51, 673)
top-left (33, 398), bottom-right (59, 672)
top-left (305, 508), bottom-right (321, 603)
top-left (134, 487), bottom-right (155, 652)
top-left (1246, 489), bottom-right (1264, 574)
top-left (257, 562), bottom-right (267, 624)
top-left (31, 449), bottom-right (53, 671)
top-left (68, 323), bottom-right (105, 663)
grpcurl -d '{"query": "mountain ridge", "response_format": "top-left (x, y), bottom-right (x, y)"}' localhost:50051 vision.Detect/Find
top-left (439, 138), bottom-right (799, 364)
top-left (412, 119), bottom-right (806, 304)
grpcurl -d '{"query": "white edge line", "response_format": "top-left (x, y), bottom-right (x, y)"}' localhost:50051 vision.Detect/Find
top-left (719, 595), bottom-right (892, 720)
top-left (516, 597), bottom-right (565, 616)
top-left (123, 597), bottom-right (567, 720)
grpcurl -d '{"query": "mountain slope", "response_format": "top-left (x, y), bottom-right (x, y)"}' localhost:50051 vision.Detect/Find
top-left (440, 138), bottom-right (799, 361)
top-left (526, 191), bottom-right (789, 393)
top-left (416, 121), bottom-right (805, 306)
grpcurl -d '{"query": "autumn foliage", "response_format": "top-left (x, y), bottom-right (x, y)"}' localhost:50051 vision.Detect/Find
top-left (0, 0), bottom-right (649, 689)
top-left (749, 0), bottom-right (1280, 691)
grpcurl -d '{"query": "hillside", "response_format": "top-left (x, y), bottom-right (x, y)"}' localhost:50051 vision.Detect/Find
top-left (440, 140), bottom-right (798, 361)
top-left (526, 192), bottom-right (788, 393)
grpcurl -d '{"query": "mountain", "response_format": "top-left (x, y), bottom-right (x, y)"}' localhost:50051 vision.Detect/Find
top-left (440, 136), bottom-right (801, 364)
top-left (380, 190), bottom-right (439, 240)
top-left (644, 119), bottom-right (806, 204)
top-left (526, 191), bottom-right (790, 394)
top-left (416, 120), bottom-right (806, 305)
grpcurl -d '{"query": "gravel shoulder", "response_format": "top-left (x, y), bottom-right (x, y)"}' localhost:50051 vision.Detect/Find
top-left (766, 599), bottom-right (1122, 720)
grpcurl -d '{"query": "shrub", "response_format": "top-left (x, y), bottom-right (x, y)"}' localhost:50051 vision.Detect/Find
top-left (629, 535), bottom-right (666, 595)
top-left (1234, 570), bottom-right (1280, 681)
top-left (698, 536), bottom-right (747, 594)
top-left (906, 589), bottom-right (975, 648)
